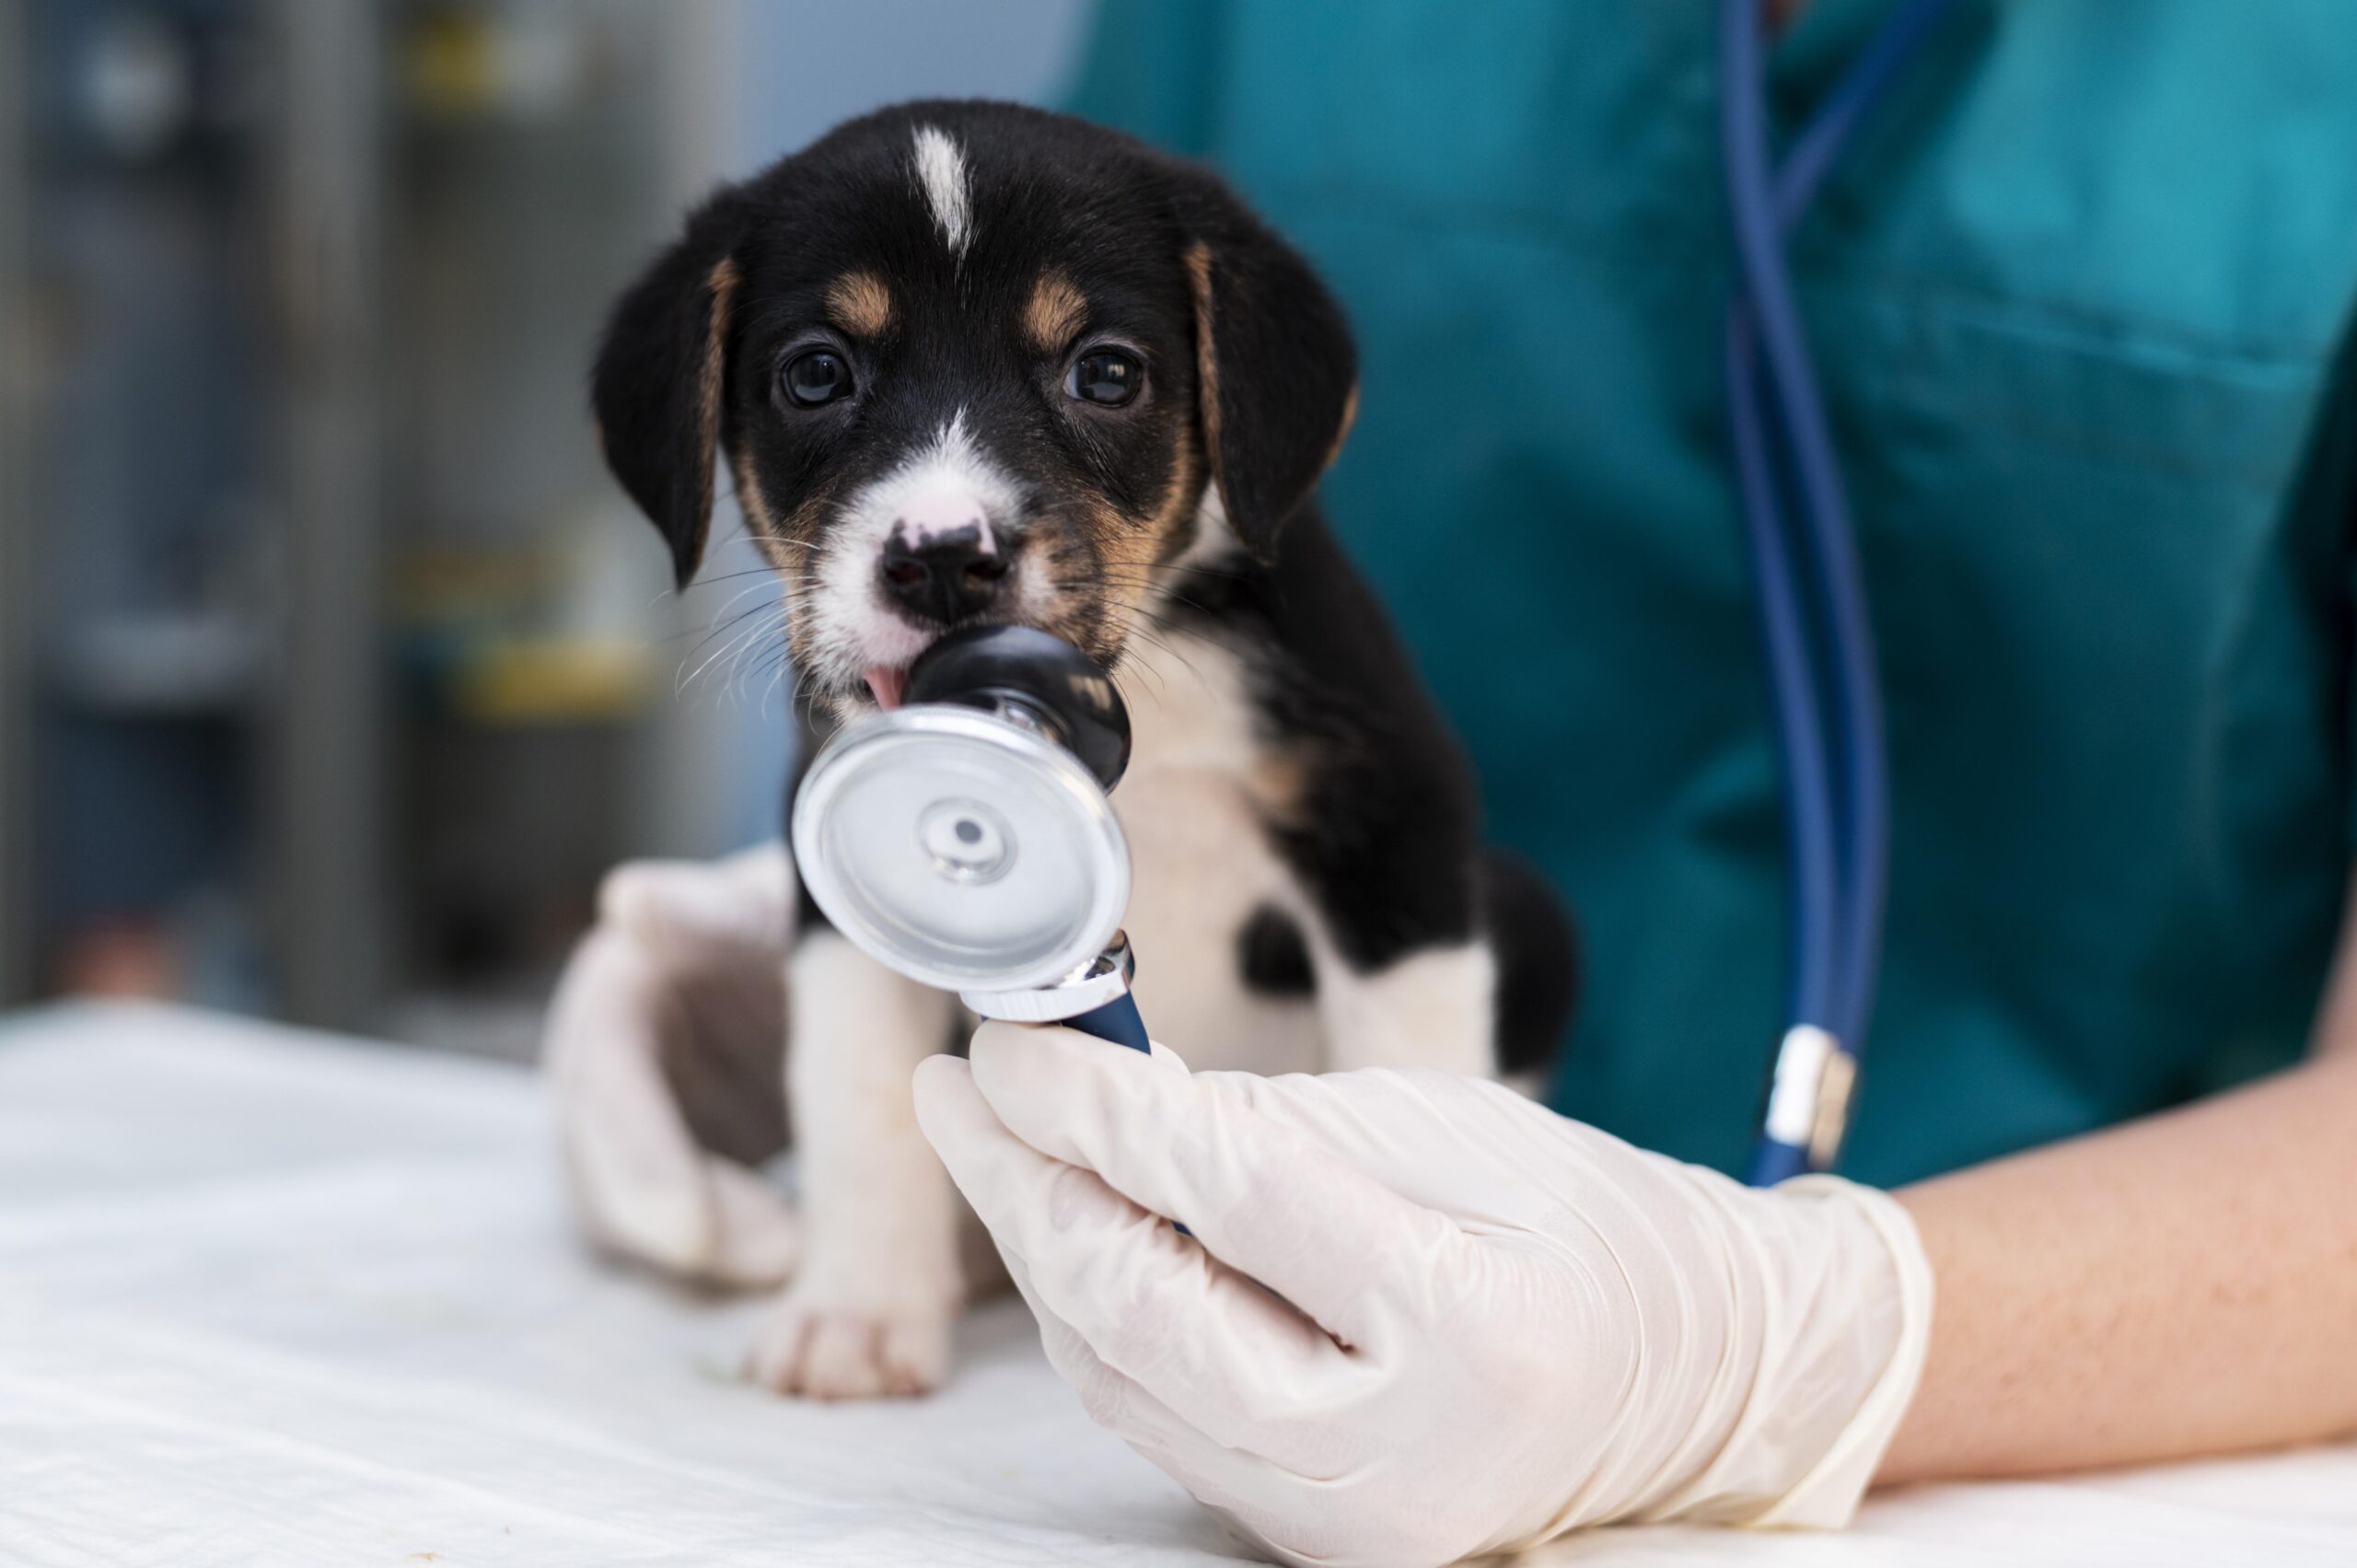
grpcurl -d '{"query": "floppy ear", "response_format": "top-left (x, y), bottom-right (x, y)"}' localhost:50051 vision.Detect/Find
top-left (591, 192), bottom-right (747, 589)
top-left (1175, 171), bottom-right (1358, 559)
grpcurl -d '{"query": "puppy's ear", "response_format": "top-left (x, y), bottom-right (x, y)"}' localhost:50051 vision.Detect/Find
top-left (1174, 170), bottom-right (1358, 560)
top-left (592, 191), bottom-right (747, 589)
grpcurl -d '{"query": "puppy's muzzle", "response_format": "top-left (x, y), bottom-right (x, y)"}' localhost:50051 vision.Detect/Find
top-left (878, 518), bottom-right (1010, 626)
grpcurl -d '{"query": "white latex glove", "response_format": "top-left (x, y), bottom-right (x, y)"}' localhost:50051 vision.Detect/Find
top-left (542, 843), bottom-right (802, 1287)
top-left (914, 1024), bottom-right (1933, 1568)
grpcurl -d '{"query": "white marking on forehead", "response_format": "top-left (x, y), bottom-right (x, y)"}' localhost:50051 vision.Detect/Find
top-left (900, 410), bottom-right (1021, 546)
top-left (807, 408), bottom-right (1027, 694)
top-left (910, 125), bottom-right (973, 259)
top-left (893, 411), bottom-right (1002, 552)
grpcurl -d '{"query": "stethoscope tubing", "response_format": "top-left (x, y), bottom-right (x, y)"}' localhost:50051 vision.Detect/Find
top-left (1056, 986), bottom-right (1186, 1231)
top-left (1720, 0), bottom-right (1957, 1180)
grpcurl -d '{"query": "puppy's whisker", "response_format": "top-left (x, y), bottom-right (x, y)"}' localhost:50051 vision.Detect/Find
top-left (679, 606), bottom-right (782, 696)
top-left (668, 590), bottom-right (805, 669)
top-left (686, 566), bottom-right (795, 589)
top-left (723, 609), bottom-right (793, 703)
top-left (668, 601), bottom-right (772, 658)
top-left (1095, 613), bottom-right (1184, 687)
top-left (702, 575), bottom-right (794, 631)
top-left (1101, 607), bottom-right (1211, 690)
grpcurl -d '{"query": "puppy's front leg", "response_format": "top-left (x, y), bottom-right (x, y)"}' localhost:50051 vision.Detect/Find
top-left (749, 929), bottom-right (961, 1399)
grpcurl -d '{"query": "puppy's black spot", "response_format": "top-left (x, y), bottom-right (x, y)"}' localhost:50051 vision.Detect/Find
top-left (1237, 904), bottom-right (1316, 997)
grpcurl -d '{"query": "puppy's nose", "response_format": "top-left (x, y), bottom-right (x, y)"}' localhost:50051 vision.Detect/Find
top-left (879, 522), bottom-right (1009, 624)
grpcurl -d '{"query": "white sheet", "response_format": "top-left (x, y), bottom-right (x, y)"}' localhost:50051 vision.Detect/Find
top-left (2, 1002), bottom-right (2351, 1567)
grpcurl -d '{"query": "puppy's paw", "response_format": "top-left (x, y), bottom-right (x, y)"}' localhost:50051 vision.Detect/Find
top-left (746, 1290), bottom-right (951, 1400)
top-left (700, 1158), bottom-right (800, 1288)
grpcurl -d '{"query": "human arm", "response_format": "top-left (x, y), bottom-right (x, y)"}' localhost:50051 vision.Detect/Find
top-left (1879, 877), bottom-right (2357, 1481)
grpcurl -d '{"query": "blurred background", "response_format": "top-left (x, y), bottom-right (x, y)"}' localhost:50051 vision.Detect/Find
top-left (0, 0), bottom-right (1092, 1053)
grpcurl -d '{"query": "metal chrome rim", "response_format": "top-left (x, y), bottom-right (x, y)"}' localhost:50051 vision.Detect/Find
top-left (791, 704), bottom-right (1132, 993)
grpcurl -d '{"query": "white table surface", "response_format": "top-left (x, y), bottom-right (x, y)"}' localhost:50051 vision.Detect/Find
top-left (2, 1001), bottom-right (2351, 1567)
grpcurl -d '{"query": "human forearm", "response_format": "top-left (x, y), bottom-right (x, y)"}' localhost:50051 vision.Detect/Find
top-left (1878, 1051), bottom-right (2357, 1484)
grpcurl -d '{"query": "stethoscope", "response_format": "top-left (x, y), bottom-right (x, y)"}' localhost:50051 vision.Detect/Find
top-left (792, 625), bottom-right (1154, 1053)
top-left (791, 0), bottom-right (1960, 1191)
top-left (1720, 0), bottom-right (1956, 1184)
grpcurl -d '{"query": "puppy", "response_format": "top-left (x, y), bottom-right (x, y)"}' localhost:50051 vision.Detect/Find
top-left (591, 101), bottom-right (1576, 1398)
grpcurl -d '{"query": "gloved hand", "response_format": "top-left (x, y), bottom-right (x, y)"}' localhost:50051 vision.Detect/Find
top-left (914, 1025), bottom-right (1933, 1568)
top-left (541, 843), bottom-right (802, 1287)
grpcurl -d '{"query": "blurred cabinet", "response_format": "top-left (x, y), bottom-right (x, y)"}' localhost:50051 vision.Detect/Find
top-left (0, 0), bottom-right (732, 1027)
top-left (0, 1), bottom-right (31, 1006)
top-left (0, 0), bottom-right (1086, 1029)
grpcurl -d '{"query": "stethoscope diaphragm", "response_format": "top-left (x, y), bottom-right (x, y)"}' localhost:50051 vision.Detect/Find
top-left (790, 703), bottom-right (1132, 994)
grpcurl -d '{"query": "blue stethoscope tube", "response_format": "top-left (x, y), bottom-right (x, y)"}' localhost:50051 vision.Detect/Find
top-left (1061, 987), bottom-right (1178, 1230)
top-left (1720, 0), bottom-right (1956, 1184)
top-left (1065, 990), bottom-right (1153, 1055)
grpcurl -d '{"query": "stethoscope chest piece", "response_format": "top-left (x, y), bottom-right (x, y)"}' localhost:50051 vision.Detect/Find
top-left (792, 702), bottom-right (1131, 995)
top-left (794, 626), bottom-right (1153, 1051)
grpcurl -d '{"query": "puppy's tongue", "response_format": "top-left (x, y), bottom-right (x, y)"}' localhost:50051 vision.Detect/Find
top-left (864, 666), bottom-right (908, 711)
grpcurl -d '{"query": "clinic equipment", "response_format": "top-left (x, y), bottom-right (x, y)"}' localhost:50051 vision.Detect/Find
top-left (1721, 0), bottom-right (1956, 1184)
top-left (791, 625), bottom-right (1152, 1053)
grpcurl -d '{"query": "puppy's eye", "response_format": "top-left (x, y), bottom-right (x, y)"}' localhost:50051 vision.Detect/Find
top-left (1066, 349), bottom-right (1144, 408)
top-left (783, 349), bottom-right (853, 408)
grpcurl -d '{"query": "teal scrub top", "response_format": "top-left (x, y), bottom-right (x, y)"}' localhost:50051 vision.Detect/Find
top-left (1067, 0), bottom-right (2357, 1187)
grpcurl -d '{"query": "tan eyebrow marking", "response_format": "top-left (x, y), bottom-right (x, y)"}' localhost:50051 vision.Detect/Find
top-left (1023, 271), bottom-right (1088, 354)
top-left (824, 271), bottom-right (894, 336)
top-left (675, 254), bottom-right (742, 575)
top-left (1183, 242), bottom-right (1225, 497)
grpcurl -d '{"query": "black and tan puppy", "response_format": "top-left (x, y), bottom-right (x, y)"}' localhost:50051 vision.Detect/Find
top-left (592, 100), bottom-right (1574, 1398)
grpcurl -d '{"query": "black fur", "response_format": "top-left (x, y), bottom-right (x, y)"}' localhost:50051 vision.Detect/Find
top-left (596, 99), bottom-right (1578, 1074)
top-left (1164, 163), bottom-right (1358, 559)
top-left (591, 102), bottom-right (1359, 652)
top-left (592, 200), bottom-right (744, 588)
top-left (1237, 903), bottom-right (1317, 996)
top-left (1157, 510), bottom-right (1484, 971)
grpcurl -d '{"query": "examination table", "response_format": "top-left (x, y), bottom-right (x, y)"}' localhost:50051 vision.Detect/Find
top-left (4, 1003), bottom-right (2351, 1566)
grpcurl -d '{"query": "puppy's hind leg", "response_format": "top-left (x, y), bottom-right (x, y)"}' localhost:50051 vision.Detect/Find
top-left (1480, 847), bottom-right (1579, 1082)
top-left (749, 930), bottom-right (963, 1399)
top-left (1308, 928), bottom-right (1501, 1079)
top-left (1306, 852), bottom-right (1577, 1086)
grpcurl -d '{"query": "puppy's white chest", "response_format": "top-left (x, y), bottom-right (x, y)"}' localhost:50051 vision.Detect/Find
top-left (1111, 632), bottom-right (1321, 1075)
